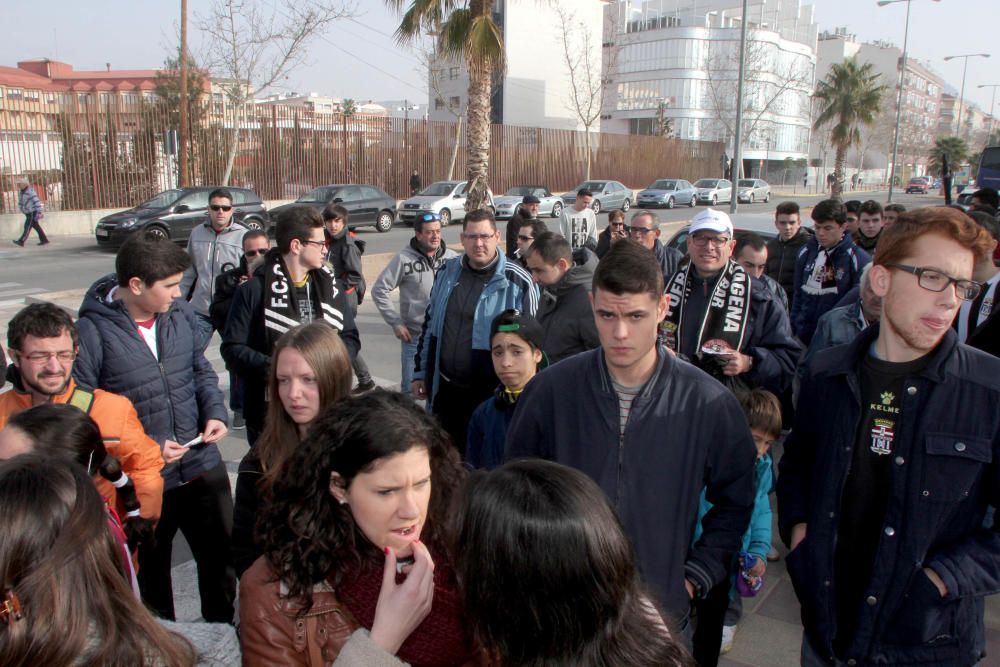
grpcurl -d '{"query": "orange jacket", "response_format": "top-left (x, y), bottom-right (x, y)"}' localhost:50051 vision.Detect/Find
top-left (0, 378), bottom-right (165, 519)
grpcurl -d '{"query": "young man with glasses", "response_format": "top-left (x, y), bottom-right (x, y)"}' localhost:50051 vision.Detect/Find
top-left (412, 209), bottom-right (538, 455)
top-left (627, 209), bottom-right (683, 288)
top-left (371, 211), bottom-right (458, 397)
top-left (663, 209), bottom-right (800, 396)
top-left (179, 188), bottom-right (248, 343)
top-left (791, 199), bottom-right (871, 345)
top-left (0, 303), bottom-right (164, 536)
top-left (221, 206), bottom-right (359, 446)
top-left (505, 194), bottom-right (542, 257)
top-left (779, 206), bottom-right (1000, 667)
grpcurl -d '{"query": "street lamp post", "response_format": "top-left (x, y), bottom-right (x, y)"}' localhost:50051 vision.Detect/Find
top-left (977, 84), bottom-right (1000, 142)
top-left (877, 0), bottom-right (941, 203)
top-left (944, 53), bottom-right (990, 139)
top-left (728, 0), bottom-right (749, 216)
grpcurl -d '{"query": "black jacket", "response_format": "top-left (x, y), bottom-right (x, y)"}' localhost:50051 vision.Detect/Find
top-left (220, 260), bottom-right (360, 432)
top-left (210, 258), bottom-right (249, 334)
top-left (766, 228), bottom-right (812, 306)
top-left (325, 228), bottom-right (366, 304)
top-left (74, 275), bottom-right (228, 490)
top-left (653, 238), bottom-right (683, 286)
top-left (505, 212), bottom-right (544, 257)
top-left (778, 325), bottom-right (1000, 666)
top-left (505, 347), bottom-right (756, 620)
top-left (536, 249), bottom-right (600, 363)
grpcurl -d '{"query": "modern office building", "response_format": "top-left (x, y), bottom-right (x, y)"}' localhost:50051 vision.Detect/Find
top-left (603, 0), bottom-right (817, 181)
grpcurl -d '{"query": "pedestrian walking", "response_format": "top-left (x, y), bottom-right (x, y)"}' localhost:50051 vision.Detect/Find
top-left (13, 177), bottom-right (48, 247)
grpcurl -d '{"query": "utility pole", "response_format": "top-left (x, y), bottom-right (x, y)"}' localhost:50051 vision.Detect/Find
top-left (179, 0), bottom-right (189, 187)
top-left (729, 0), bottom-right (749, 215)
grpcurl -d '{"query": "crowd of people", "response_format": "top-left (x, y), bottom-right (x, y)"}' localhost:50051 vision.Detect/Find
top-left (2, 183), bottom-right (1000, 667)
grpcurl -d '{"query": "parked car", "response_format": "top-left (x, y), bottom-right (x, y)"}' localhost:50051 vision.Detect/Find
top-left (398, 180), bottom-right (494, 226)
top-left (636, 179), bottom-right (697, 209)
top-left (561, 180), bottom-right (632, 215)
top-left (95, 186), bottom-right (270, 247)
top-left (693, 178), bottom-right (733, 205)
top-left (906, 177), bottom-right (930, 194)
top-left (267, 184), bottom-right (397, 233)
top-left (737, 179), bottom-right (771, 204)
top-left (665, 218), bottom-right (813, 256)
top-left (494, 186), bottom-right (564, 219)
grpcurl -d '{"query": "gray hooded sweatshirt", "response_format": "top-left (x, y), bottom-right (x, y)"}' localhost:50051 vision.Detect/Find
top-left (371, 238), bottom-right (458, 336)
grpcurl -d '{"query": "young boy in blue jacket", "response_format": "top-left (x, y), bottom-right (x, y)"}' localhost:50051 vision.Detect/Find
top-left (692, 388), bottom-right (780, 663)
top-left (466, 309), bottom-right (547, 469)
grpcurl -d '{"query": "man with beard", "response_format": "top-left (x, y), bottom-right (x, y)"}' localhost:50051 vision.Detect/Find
top-left (0, 303), bottom-right (164, 529)
top-left (779, 207), bottom-right (1000, 666)
top-left (371, 212), bottom-right (458, 397)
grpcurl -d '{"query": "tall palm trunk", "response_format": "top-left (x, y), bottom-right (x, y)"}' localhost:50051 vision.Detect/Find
top-left (464, 0), bottom-right (492, 211)
top-left (832, 144), bottom-right (847, 200)
top-left (465, 66), bottom-right (491, 210)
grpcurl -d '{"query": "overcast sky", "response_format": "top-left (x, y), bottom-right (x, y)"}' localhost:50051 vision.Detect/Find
top-left (1, 0), bottom-right (995, 113)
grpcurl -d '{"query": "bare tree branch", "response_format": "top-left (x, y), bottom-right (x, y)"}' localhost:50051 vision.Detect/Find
top-left (197, 0), bottom-right (356, 184)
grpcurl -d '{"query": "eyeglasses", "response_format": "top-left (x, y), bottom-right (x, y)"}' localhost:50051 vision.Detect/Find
top-left (517, 235), bottom-right (534, 242)
top-left (628, 227), bottom-right (654, 236)
top-left (888, 264), bottom-right (982, 301)
top-left (419, 213), bottom-right (441, 223)
top-left (301, 239), bottom-right (327, 249)
top-left (462, 233), bottom-right (495, 242)
top-left (689, 234), bottom-right (731, 248)
top-left (20, 350), bottom-right (76, 363)
top-left (209, 204), bottom-right (233, 212)
top-left (610, 222), bottom-right (626, 228)
top-left (244, 249), bottom-right (267, 258)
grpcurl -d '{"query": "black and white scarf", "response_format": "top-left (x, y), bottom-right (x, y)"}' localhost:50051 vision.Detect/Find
top-left (262, 249), bottom-right (344, 347)
top-left (662, 258), bottom-right (752, 359)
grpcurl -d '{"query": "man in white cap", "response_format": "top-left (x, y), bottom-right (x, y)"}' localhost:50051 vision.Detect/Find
top-left (662, 208), bottom-right (800, 395)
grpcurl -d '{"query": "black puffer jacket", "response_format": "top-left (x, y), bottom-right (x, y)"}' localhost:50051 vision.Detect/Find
top-left (766, 228), bottom-right (813, 306)
top-left (536, 248), bottom-right (600, 363)
top-left (74, 275), bottom-right (227, 490)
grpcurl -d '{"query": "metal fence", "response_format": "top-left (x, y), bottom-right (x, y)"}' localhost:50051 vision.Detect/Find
top-left (0, 100), bottom-right (723, 213)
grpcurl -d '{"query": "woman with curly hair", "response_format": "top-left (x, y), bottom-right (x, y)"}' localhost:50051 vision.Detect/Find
top-left (232, 321), bottom-right (353, 577)
top-left (239, 389), bottom-right (477, 666)
top-left (337, 459), bottom-right (694, 666)
top-left (0, 455), bottom-right (209, 666)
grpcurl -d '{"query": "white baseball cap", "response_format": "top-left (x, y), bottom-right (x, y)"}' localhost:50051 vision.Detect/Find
top-left (689, 209), bottom-right (734, 236)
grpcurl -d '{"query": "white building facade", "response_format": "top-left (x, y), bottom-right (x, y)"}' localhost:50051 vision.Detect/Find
top-left (427, 0), bottom-right (606, 131)
top-left (604, 0), bottom-right (817, 180)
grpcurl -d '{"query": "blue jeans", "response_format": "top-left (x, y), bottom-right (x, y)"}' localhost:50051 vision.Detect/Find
top-left (400, 339), bottom-right (418, 396)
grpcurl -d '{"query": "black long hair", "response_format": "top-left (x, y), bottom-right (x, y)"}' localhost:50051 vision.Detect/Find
top-left (257, 389), bottom-right (464, 612)
top-left (454, 460), bottom-right (693, 666)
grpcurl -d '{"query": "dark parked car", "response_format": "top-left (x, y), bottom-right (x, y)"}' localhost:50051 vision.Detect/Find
top-left (95, 186), bottom-right (269, 246)
top-left (268, 184), bottom-right (397, 233)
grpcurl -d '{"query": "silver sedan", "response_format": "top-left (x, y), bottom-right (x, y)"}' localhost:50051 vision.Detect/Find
top-left (737, 179), bottom-right (771, 204)
top-left (494, 186), bottom-right (564, 219)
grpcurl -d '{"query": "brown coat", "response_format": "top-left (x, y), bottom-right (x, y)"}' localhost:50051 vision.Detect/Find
top-left (239, 557), bottom-right (359, 667)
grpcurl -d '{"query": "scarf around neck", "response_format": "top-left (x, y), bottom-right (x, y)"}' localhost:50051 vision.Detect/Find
top-left (802, 246), bottom-right (839, 296)
top-left (262, 249), bottom-right (343, 347)
top-left (662, 258), bottom-right (751, 359)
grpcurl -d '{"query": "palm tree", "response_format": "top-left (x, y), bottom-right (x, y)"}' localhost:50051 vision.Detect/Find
top-left (928, 135), bottom-right (968, 177)
top-left (388, 0), bottom-right (504, 211)
top-left (813, 59), bottom-right (886, 199)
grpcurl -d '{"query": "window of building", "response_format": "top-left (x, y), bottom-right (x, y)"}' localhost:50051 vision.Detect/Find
top-left (449, 96), bottom-right (460, 109)
top-left (435, 97), bottom-right (445, 110)
top-left (449, 67), bottom-right (460, 80)
top-left (7, 88), bottom-right (23, 101)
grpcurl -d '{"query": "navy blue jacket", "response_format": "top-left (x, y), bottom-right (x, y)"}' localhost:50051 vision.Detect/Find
top-left (791, 236), bottom-right (870, 344)
top-left (505, 347), bottom-right (756, 621)
top-left (778, 325), bottom-right (1000, 666)
top-left (466, 388), bottom-right (517, 470)
top-left (75, 275), bottom-right (228, 490)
